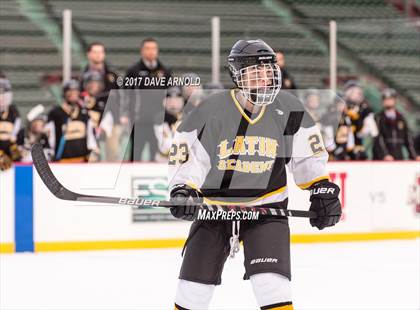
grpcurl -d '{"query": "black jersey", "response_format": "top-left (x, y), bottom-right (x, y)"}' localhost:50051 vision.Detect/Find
top-left (320, 109), bottom-right (355, 161)
top-left (47, 103), bottom-right (97, 161)
top-left (0, 104), bottom-right (21, 148)
top-left (81, 92), bottom-right (107, 128)
top-left (373, 110), bottom-right (417, 160)
top-left (0, 105), bottom-right (21, 160)
top-left (347, 101), bottom-right (376, 146)
top-left (168, 89), bottom-right (329, 207)
top-left (17, 128), bottom-right (52, 162)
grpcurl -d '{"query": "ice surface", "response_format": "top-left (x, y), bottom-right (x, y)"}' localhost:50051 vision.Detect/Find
top-left (1, 240), bottom-right (419, 310)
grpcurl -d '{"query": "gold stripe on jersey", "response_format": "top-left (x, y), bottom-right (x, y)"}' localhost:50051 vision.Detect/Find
top-left (187, 182), bottom-right (287, 206)
top-left (230, 89), bottom-right (266, 125)
top-left (297, 175), bottom-right (330, 190)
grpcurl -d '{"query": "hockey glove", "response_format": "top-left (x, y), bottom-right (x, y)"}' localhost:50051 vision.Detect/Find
top-left (170, 184), bottom-right (202, 221)
top-left (309, 181), bottom-right (342, 230)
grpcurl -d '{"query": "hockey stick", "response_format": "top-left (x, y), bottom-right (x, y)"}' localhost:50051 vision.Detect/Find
top-left (31, 144), bottom-right (317, 219)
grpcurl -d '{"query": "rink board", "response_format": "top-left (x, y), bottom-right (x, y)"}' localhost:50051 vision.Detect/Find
top-left (1, 162), bottom-right (419, 253)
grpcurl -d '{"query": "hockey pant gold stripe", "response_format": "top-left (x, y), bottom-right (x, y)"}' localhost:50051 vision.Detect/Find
top-left (261, 301), bottom-right (294, 310)
top-left (174, 303), bottom-right (189, 310)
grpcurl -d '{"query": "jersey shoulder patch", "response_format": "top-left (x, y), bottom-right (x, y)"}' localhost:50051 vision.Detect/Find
top-left (271, 91), bottom-right (315, 135)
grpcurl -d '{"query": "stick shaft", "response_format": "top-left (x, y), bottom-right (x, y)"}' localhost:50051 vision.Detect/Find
top-left (31, 144), bottom-right (317, 219)
top-left (76, 195), bottom-right (316, 218)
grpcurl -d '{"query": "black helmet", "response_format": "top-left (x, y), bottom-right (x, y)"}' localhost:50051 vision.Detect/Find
top-left (344, 79), bottom-right (361, 92)
top-left (82, 70), bottom-right (103, 89)
top-left (166, 86), bottom-right (183, 98)
top-left (62, 79), bottom-right (80, 97)
top-left (227, 39), bottom-right (281, 106)
top-left (381, 88), bottom-right (397, 99)
top-left (228, 39), bottom-right (277, 70)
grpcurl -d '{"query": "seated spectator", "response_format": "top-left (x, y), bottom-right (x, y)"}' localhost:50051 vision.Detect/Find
top-left (0, 73), bottom-right (21, 170)
top-left (275, 49), bottom-right (296, 90)
top-left (17, 104), bottom-right (53, 162)
top-left (320, 94), bottom-right (355, 160)
top-left (46, 80), bottom-right (98, 162)
top-left (153, 87), bottom-right (184, 162)
top-left (373, 88), bottom-right (419, 160)
top-left (344, 80), bottom-right (378, 160)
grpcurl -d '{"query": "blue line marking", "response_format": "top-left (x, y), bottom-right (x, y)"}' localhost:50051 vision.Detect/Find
top-left (14, 165), bottom-right (34, 252)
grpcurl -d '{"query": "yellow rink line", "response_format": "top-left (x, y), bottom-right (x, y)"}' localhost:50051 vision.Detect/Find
top-left (35, 239), bottom-right (186, 252)
top-left (1, 231), bottom-right (419, 253)
top-left (291, 230), bottom-right (420, 243)
top-left (0, 243), bottom-right (15, 254)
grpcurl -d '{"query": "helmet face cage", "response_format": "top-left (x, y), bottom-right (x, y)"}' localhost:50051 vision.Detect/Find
top-left (230, 61), bottom-right (282, 106)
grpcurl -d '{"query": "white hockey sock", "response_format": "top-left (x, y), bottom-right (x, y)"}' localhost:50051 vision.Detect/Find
top-left (250, 272), bottom-right (292, 308)
top-left (175, 279), bottom-right (215, 310)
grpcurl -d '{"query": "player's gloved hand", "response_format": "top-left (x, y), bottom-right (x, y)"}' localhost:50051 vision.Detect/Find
top-left (170, 184), bottom-right (202, 221)
top-left (309, 181), bottom-right (342, 230)
top-left (0, 150), bottom-right (13, 171)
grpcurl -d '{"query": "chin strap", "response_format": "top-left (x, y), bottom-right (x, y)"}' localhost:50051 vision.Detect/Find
top-left (229, 220), bottom-right (240, 258)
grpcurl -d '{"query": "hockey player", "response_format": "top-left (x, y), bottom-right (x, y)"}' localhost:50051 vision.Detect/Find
top-left (47, 80), bottom-right (98, 162)
top-left (320, 95), bottom-right (355, 160)
top-left (80, 70), bottom-right (114, 139)
top-left (17, 104), bottom-right (53, 162)
top-left (343, 80), bottom-right (378, 160)
top-left (0, 74), bottom-right (21, 170)
top-left (153, 86), bottom-right (184, 162)
top-left (168, 40), bottom-right (342, 310)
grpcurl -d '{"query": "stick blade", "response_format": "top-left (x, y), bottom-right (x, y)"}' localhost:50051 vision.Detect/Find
top-left (31, 143), bottom-right (77, 200)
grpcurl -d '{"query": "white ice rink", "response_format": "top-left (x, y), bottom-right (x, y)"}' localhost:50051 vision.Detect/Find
top-left (1, 240), bottom-right (419, 310)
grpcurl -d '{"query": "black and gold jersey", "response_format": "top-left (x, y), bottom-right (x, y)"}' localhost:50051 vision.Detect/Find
top-left (347, 101), bottom-right (377, 146)
top-left (81, 93), bottom-right (107, 128)
top-left (0, 104), bottom-right (21, 161)
top-left (168, 89), bottom-right (329, 207)
top-left (0, 104), bottom-right (21, 142)
top-left (47, 102), bottom-right (97, 161)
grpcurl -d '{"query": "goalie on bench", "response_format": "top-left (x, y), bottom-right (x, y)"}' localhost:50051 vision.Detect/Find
top-left (168, 39), bottom-right (342, 310)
